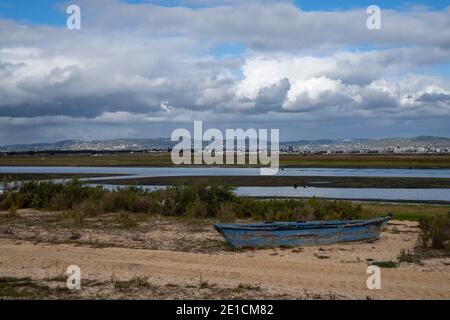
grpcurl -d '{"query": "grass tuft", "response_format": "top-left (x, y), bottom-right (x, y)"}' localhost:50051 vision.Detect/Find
top-left (370, 261), bottom-right (398, 268)
top-left (0, 276), bottom-right (51, 298)
top-left (236, 283), bottom-right (261, 291)
top-left (198, 280), bottom-right (217, 289)
top-left (398, 249), bottom-right (422, 264)
top-left (111, 275), bottom-right (151, 292)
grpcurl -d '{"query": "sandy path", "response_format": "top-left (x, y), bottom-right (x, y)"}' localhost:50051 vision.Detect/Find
top-left (1, 236), bottom-right (449, 299)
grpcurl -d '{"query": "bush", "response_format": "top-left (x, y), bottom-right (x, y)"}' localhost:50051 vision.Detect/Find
top-left (76, 200), bottom-right (104, 218)
top-left (116, 212), bottom-right (139, 228)
top-left (0, 179), bottom-right (104, 211)
top-left (398, 249), bottom-right (422, 264)
top-left (0, 194), bottom-right (15, 211)
top-left (229, 197), bottom-right (363, 222)
top-left (217, 203), bottom-right (236, 222)
top-left (70, 199), bottom-right (105, 225)
top-left (108, 187), bottom-right (141, 212)
top-left (112, 275), bottom-right (150, 291)
top-left (132, 197), bottom-right (151, 213)
top-left (185, 195), bottom-right (207, 218)
top-left (0, 179), bottom-right (366, 223)
top-left (8, 205), bottom-right (19, 219)
top-left (418, 213), bottom-right (450, 250)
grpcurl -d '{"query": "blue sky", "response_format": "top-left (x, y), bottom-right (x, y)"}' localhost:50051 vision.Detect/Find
top-left (293, 0), bottom-right (450, 10)
top-left (0, 0), bottom-right (65, 25)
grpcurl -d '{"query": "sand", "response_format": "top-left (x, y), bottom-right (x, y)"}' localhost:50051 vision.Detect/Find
top-left (0, 218), bottom-right (449, 300)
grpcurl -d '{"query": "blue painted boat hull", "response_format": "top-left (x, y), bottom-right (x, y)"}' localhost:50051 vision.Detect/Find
top-left (214, 216), bottom-right (391, 249)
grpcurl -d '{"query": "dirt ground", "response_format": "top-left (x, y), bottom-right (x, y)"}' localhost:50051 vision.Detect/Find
top-left (0, 210), bottom-right (449, 300)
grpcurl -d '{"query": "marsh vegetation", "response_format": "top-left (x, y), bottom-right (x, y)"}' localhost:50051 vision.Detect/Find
top-left (0, 179), bottom-right (366, 223)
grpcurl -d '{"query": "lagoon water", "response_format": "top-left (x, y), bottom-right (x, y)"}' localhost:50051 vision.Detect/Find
top-left (1, 166), bottom-right (449, 202)
top-left (236, 187), bottom-right (450, 202)
top-left (85, 184), bottom-right (450, 202)
top-left (1, 166), bottom-right (450, 178)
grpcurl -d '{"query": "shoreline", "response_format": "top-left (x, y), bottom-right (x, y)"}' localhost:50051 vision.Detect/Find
top-left (245, 196), bottom-right (450, 206)
top-left (1, 164), bottom-right (450, 169)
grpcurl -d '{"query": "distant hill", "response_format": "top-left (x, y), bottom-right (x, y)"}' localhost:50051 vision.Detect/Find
top-left (1, 136), bottom-right (449, 152)
top-left (0, 138), bottom-right (174, 152)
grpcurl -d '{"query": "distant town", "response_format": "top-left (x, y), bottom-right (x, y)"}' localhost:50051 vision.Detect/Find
top-left (1, 136), bottom-right (449, 155)
top-left (279, 138), bottom-right (450, 154)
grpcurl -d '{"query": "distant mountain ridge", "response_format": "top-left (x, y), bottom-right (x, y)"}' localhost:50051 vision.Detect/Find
top-left (0, 138), bottom-right (174, 152)
top-left (1, 136), bottom-right (449, 152)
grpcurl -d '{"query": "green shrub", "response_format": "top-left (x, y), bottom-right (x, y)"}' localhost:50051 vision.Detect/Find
top-left (371, 261), bottom-right (397, 268)
top-left (76, 200), bottom-right (104, 217)
top-left (185, 195), bottom-right (207, 218)
top-left (116, 212), bottom-right (139, 228)
top-left (112, 275), bottom-right (150, 291)
top-left (398, 249), bottom-right (421, 264)
top-left (0, 179), bottom-right (103, 211)
top-left (418, 213), bottom-right (450, 250)
top-left (236, 283), bottom-right (261, 291)
top-left (108, 188), bottom-right (140, 212)
top-left (0, 179), bottom-right (366, 223)
top-left (70, 199), bottom-right (105, 225)
top-left (8, 205), bottom-right (19, 219)
top-left (217, 203), bottom-right (236, 222)
top-left (0, 194), bottom-right (15, 211)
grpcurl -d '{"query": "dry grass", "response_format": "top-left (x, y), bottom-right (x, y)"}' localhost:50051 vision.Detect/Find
top-left (361, 203), bottom-right (450, 221)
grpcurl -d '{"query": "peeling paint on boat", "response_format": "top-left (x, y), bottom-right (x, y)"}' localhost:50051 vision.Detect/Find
top-left (214, 215), bottom-right (391, 249)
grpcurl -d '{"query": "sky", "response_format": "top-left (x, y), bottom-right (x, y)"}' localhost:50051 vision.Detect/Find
top-left (0, 0), bottom-right (450, 145)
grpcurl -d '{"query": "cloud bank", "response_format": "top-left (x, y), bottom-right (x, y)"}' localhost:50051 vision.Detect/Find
top-left (0, 0), bottom-right (449, 144)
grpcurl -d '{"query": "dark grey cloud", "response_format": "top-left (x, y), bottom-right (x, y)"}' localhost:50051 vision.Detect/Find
top-left (254, 78), bottom-right (290, 112)
top-left (72, 0), bottom-right (450, 51)
top-left (416, 92), bottom-right (450, 103)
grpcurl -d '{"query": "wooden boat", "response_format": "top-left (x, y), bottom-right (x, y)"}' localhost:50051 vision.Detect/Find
top-left (214, 215), bottom-right (391, 249)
